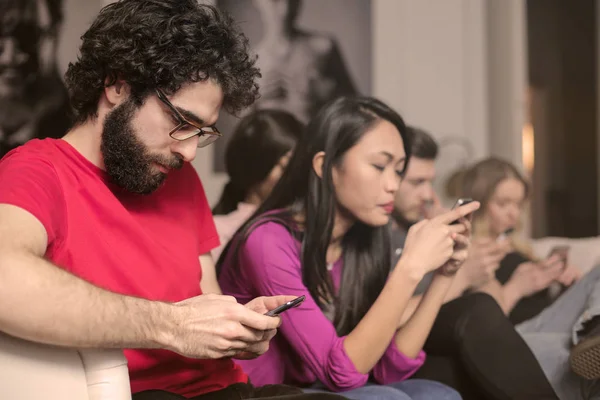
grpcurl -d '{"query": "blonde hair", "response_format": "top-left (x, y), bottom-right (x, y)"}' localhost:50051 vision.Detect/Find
top-left (460, 157), bottom-right (533, 258)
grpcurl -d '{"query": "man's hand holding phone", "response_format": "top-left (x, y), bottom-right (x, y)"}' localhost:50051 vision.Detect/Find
top-left (264, 295), bottom-right (305, 317)
top-left (233, 295), bottom-right (302, 360)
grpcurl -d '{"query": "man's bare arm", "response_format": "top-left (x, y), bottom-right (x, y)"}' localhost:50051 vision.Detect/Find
top-left (0, 204), bottom-right (172, 349)
top-left (0, 204), bottom-right (283, 359)
top-left (199, 253), bottom-right (222, 295)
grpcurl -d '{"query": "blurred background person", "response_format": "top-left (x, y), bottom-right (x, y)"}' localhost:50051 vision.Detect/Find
top-left (0, 0), bottom-right (71, 158)
top-left (460, 157), bottom-right (581, 324)
top-left (212, 109), bottom-right (304, 261)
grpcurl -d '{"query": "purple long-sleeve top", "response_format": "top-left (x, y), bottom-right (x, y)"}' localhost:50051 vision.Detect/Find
top-left (218, 221), bottom-right (426, 392)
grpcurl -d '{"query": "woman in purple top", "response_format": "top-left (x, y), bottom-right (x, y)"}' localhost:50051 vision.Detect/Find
top-left (218, 96), bottom-right (479, 399)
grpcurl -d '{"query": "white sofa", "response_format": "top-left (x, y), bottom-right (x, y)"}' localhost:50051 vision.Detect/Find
top-left (531, 236), bottom-right (600, 275)
top-left (0, 332), bottom-right (131, 400)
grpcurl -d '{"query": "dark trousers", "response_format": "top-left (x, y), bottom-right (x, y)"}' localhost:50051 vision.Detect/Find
top-left (133, 383), bottom-right (346, 400)
top-left (411, 293), bottom-right (559, 400)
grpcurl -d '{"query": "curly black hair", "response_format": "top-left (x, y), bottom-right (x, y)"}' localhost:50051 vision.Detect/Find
top-left (65, 0), bottom-right (260, 123)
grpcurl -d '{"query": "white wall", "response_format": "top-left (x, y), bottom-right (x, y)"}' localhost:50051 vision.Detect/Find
top-left (192, 142), bottom-right (227, 206)
top-left (373, 0), bottom-right (489, 206)
top-left (376, 0), bottom-right (526, 207)
top-left (58, 1), bottom-right (104, 77)
top-left (486, 0), bottom-right (527, 167)
top-left (374, 0), bottom-right (489, 155)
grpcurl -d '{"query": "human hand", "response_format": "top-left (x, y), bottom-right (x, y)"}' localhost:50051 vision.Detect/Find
top-left (234, 295), bottom-right (298, 359)
top-left (556, 264), bottom-right (583, 287)
top-left (399, 201), bottom-right (480, 278)
top-left (437, 217), bottom-right (472, 276)
top-left (165, 294), bottom-right (293, 359)
top-left (459, 238), bottom-right (511, 288)
top-left (508, 256), bottom-right (565, 298)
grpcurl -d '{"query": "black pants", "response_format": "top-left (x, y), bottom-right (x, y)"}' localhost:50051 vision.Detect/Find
top-left (411, 293), bottom-right (559, 400)
top-left (133, 383), bottom-right (346, 400)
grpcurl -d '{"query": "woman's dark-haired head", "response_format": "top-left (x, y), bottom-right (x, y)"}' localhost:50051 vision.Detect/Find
top-left (221, 96), bottom-right (410, 336)
top-left (212, 109), bottom-right (304, 215)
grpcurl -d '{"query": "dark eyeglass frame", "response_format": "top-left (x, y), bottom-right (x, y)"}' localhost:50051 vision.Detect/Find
top-left (155, 89), bottom-right (221, 148)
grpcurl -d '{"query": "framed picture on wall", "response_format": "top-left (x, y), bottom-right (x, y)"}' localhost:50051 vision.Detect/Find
top-left (213, 0), bottom-right (372, 172)
top-left (0, 0), bottom-right (103, 158)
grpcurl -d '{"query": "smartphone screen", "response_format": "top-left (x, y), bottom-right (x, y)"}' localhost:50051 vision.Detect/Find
top-left (450, 198), bottom-right (474, 224)
top-left (265, 295), bottom-right (306, 317)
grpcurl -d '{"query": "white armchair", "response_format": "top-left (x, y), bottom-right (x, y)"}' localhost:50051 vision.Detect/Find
top-left (531, 236), bottom-right (600, 275)
top-left (0, 332), bottom-right (132, 400)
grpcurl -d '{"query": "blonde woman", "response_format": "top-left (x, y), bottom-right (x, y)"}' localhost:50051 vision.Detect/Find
top-left (460, 157), bottom-right (581, 324)
top-left (460, 157), bottom-right (600, 399)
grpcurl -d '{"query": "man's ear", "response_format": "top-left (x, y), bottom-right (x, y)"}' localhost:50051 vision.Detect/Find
top-left (312, 151), bottom-right (326, 179)
top-left (103, 78), bottom-right (131, 107)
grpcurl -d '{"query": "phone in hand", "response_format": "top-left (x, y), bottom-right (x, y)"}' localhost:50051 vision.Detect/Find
top-left (547, 245), bottom-right (570, 269)
top-left (450, 198), bottom-right (474, 225)
top-left (265, 295), bottom-right (306, 317)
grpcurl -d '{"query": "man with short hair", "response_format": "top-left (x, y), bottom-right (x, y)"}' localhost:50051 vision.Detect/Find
top-left (391, 126), bottom-right (439, 229)
top-left (390, 127), bottom-right (506, 295)
top-left (391, 126), bottom-right (560, 400)
top-left (0, 1), bottom-right (345, 399)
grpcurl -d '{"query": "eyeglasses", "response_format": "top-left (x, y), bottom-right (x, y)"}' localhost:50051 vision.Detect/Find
top-left (155, 89), bottom-right (221, 148)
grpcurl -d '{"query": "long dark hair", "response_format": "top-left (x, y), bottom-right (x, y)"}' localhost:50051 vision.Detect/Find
top-left (212, 109), bottom-right (304, 215)
top-left (218, 96), bottom-right (411, 336)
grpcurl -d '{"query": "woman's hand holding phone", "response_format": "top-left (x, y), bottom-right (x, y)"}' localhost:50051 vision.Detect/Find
top-left (398, 201), bottom-right (480, 279)
top-left (556, 264), bottom-right (582, 286)
top-left (508, 259), bottom-right (564, 298)
top-left (437, 200), bottom-right (479, 276)
top-left (543, 245), bottom-right (581, 286)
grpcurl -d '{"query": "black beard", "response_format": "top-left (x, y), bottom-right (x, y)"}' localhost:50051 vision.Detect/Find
top-left (101, 99), bottom-right (183, 195)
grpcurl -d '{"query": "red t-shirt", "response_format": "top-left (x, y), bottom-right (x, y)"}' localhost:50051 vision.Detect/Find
top-left (0, 139), bottom-right (247, 397)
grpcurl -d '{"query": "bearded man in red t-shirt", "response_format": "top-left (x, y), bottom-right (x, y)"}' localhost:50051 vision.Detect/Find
top-left (0, 1), bottom-right (345, 400)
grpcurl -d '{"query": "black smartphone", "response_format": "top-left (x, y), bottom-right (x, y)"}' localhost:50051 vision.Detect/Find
top-left (265, 295), bottom-right (306, 317)
top-left (450, 198), bottom-right (474, 224)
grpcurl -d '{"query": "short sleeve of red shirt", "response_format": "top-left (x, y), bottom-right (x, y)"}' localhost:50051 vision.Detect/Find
top-left (186, 164), bottom-right (219, 255)
top-left (0, 148), bottom-right (66, 249)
